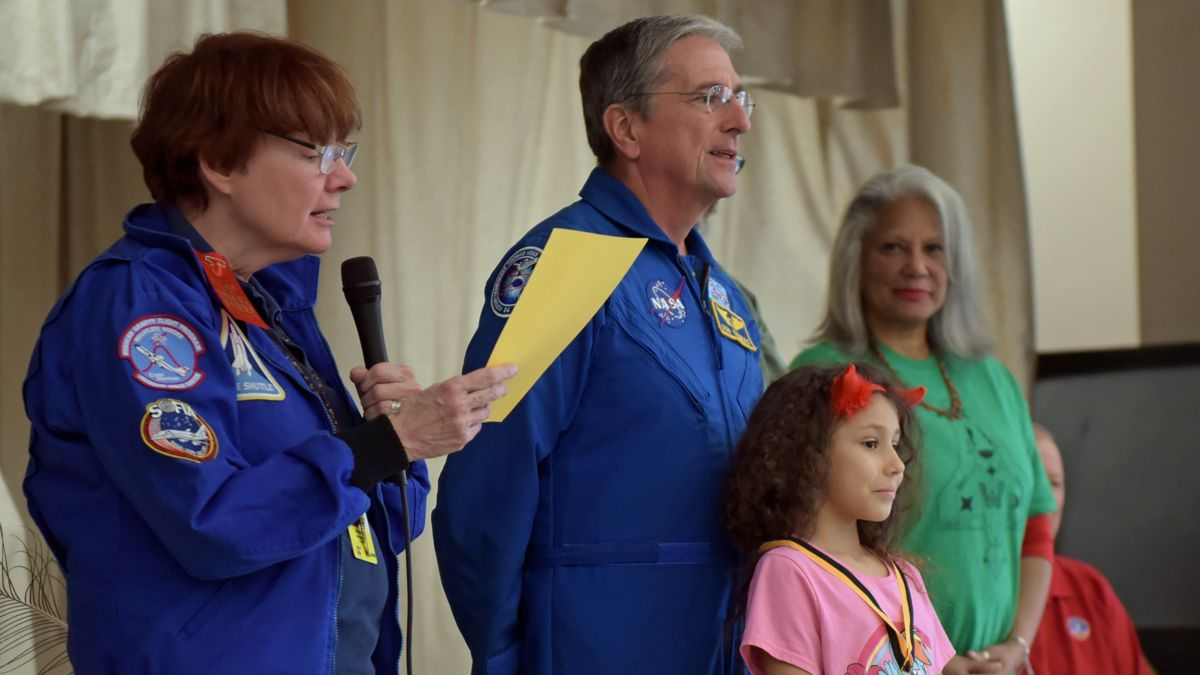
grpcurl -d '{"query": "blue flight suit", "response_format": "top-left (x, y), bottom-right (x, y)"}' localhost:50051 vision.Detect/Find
top-left (23, 204), bottom-right (428, 674)
top-left (433, 168), bottom-right (764, 675)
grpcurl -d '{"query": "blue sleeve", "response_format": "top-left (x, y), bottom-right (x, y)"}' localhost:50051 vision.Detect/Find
top-left (331, 379), bottom-right (430, 547)
top-left (377, 460), bottom-right (431, 549)
top-left (41, 258), bottom-right (373, 581)
top-left (432, 236), bottom-right (600, 673)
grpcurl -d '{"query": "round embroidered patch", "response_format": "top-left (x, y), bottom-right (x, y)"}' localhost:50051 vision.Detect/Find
top-left (119, 315), bottom-right (206, 390)
top-left (491, 245), bottom-right (543, 317)
top-left (140, 398), bottom-right (218, 462)
top-left (647, 279), bottom-right (687, 327)
top-left (1066, 616), bottom-right (1091, 641)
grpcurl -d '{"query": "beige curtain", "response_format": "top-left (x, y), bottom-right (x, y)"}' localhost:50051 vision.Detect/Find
top-left (0, 1), bottom-right (1029, 673)
top-left (0, 0), bottom-right (285, 118)
top-left (906, 0), bottom-right (1032, 383)
top-left (474, 0), bottom-right (901, 106)
top-left (0, 107), bottom-right (150, 675)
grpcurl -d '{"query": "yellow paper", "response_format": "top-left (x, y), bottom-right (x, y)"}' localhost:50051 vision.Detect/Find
top-left (486, 229), bottom-right (646, 422)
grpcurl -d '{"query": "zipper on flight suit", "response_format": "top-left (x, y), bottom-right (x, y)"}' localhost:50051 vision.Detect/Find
top-left (676, 256), bottom-right (724, 372)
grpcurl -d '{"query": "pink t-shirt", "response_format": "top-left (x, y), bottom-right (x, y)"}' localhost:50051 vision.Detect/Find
top-left (741, 546), bottom-right (956, 675)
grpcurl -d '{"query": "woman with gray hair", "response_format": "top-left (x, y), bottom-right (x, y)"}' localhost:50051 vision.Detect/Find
top-left (790, 165), bottom-right (1057, 675)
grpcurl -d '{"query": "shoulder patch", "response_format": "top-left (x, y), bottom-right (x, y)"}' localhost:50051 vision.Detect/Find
top-left (490, 245), bottom-right (543, 318)
top-left (119, 315), bottom-right (207, 390)
top-left (220, 311), bottom-right (285, 401)
top-left (140, 398), bottom-right (218, 462)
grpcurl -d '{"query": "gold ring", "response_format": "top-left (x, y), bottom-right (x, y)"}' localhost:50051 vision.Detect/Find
top-left (981, 650), bottom-right (991, 661)
top-left (388, 399), bottom-right (402, 416)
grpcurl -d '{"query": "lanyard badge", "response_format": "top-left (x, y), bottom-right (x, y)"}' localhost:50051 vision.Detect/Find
top-left (760, 537), bottom-right (915, 672)
top-left (348, 513), bottom-right (378, 564)
top-left (194, 250), bottom-right (267, 329)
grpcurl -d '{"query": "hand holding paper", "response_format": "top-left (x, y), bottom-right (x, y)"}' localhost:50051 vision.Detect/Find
top-left (485, 228), bottom-right (646, 422)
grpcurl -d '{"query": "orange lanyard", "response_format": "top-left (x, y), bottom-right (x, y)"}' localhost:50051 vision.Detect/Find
top-left (759, 538), bottom-right (915, 672)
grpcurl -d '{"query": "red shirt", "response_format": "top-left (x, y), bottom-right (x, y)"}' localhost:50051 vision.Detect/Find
top-left (1030, 555), bottom-right (1150, 675)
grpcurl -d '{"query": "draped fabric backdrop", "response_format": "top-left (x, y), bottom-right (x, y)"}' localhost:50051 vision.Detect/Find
top-left (0, 1), bottom-right (1028, 672)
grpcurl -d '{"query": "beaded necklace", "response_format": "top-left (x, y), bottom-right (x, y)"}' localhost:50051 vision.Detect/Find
top-left (869, 342), bottom-right (963, 420)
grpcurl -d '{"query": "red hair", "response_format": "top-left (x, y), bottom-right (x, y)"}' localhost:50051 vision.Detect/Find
top-left (130, 32), bottom-right (361, 211)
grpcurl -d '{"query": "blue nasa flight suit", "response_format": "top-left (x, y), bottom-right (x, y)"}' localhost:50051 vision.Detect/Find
top-left (433, 168), bottom-right (764, 675)
top-left (23, 203), bottom-right (428, 674)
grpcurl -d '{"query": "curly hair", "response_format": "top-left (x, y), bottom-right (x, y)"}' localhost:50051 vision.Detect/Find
top-left (724, 362), bottom-right (922, 624)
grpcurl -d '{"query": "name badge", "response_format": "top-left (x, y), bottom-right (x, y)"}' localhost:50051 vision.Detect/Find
top-left (347, 513), bottom-right (378, 564)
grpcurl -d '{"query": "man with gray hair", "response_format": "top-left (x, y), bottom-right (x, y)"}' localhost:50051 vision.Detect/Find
top-left (434, 15), bottom-right (761, 675)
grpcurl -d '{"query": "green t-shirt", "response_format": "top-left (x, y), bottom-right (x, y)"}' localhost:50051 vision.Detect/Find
top-left (790, 341), bottom-right (1057, 652)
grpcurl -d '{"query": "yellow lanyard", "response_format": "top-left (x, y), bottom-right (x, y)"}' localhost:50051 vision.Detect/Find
top-left (759, 538), bottom-right (915, 672)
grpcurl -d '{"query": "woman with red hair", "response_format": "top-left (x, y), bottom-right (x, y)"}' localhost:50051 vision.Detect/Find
top-left (23, 32), bottom-right (513, 674)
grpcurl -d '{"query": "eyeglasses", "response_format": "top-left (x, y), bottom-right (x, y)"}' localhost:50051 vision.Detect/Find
top-left (627, 84), bottom-right (755, 118)
top-left (266, 131), bottom-right (358, 174)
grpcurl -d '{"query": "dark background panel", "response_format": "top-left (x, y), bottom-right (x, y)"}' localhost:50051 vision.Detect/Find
top-left (1034, 347), bottom-right (1200, 674)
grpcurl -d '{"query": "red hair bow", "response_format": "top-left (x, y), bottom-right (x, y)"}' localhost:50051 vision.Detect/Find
top-left (832, 364), bottom-right (926, 420)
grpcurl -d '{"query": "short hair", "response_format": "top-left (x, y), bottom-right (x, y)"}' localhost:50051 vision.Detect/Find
top-left (578, 15), bottom-right (741, 164)
top-left (814, 164), bottom-right (993, 359)
top-left (131, 32), bottom-right (361, 211)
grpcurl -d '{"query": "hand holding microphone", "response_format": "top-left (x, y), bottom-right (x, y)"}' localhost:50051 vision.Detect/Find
top-left (342, 257), bottom-right (516, 461)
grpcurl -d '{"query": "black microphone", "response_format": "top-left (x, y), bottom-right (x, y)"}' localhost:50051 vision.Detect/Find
top-left (342, 255), bottom-right (416, 675)
top-left (341, 256), bottom-right (388, 367)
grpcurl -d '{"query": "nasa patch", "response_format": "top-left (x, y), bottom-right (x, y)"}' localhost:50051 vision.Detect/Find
top-left (491, 246), bottom-right (542, 318)
top-left (140, 398), bottom-right (218, 462)
top-left (220, 311), bottom-right (285, 401)
top-left (647, 279), bottom-right (687, 328)
top-left (119, 315), bottom-right (206, 390)
top-left (1066, 616), bottom-right (1091, 641)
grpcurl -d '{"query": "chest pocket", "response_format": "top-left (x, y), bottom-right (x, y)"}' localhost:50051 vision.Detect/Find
top-left (732, 350), bottom-right (764, 424)
top-left (225, 328), bottom-right (331, 464)
top-left (606, 292), bottom-right (712, 421)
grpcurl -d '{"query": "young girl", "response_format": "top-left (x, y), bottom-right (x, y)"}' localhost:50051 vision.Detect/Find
top-left (726, 363), bottom-right (956, 675)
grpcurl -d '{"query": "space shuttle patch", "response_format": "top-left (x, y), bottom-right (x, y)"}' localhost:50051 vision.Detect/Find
top-left (220, 310), bottom-right (285, 401)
